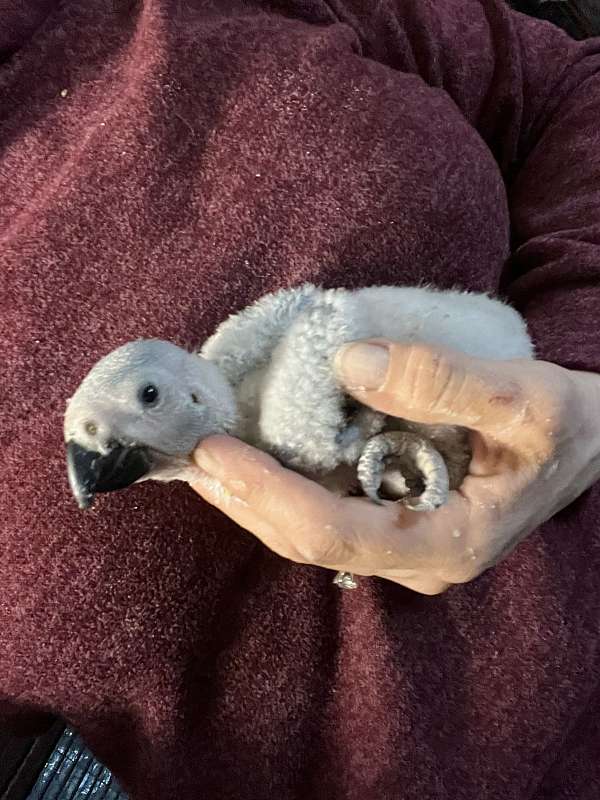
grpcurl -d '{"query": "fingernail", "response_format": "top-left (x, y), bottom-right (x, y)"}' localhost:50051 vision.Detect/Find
top-left (194, 444), bottom-right (222, 476)
top-left (334, 342), bottom-right (390, 390)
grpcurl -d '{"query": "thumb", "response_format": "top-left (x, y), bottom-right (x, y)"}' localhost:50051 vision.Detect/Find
top-left (334, 339), bottom-right (526, 431)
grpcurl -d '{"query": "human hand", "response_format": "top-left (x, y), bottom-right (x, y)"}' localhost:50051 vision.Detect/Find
top-left (191, 341), bottom-right (600, 594)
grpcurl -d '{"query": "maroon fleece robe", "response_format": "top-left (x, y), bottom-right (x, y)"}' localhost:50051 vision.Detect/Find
top-left (1, 1), bottom-right (600, 798)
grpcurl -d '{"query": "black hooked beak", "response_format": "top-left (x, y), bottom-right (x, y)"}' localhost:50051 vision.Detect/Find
top-left (66, 440), bottom-right (153, 510)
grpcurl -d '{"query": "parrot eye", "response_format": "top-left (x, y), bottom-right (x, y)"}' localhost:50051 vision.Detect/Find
top-left (139, 383), bottom-right (159, 406)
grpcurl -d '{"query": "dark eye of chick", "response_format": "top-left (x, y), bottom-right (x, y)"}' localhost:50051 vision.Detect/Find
top-left (139, 383), bottom-right (159, 405)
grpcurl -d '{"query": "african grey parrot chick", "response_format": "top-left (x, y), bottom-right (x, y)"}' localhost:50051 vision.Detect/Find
top-left (64, 283), bottom-right (534, 590)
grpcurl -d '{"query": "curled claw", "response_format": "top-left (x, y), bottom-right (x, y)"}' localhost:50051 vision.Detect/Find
top-left (357, 430), bottom-right (450, 509)
top-left (333, 431), bottom-right (450, 590)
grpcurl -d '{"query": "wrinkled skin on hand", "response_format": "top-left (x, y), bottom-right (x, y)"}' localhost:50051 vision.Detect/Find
top-left (191, 339), bottom-right (600, 595)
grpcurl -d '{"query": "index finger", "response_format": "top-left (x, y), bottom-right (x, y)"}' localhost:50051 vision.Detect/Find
top-left (191, 435), bottom-right (476, 575)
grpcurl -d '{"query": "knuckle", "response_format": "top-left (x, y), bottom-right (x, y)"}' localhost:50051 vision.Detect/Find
top-left (536, 398), bottom-right (566, 448)
top-left (401, 345), bottom-right (465, 415)
top-left (439, 544), bottom-right (488, 583)
top-left (512, 364), bottom-right (572, 461)
top-left (289, 502), bottom-right (350, 566)
top-left (417, 579), bottom-right (452, 595)
top-left (292, 531), bottom-right (345, 566)
top-left (487, 379), bottom-right (527, 420)
top-left (517, 398), bottom-right (563, 464)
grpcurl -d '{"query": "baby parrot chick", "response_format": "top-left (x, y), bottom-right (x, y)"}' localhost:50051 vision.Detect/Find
top-left (64, 283), bottom-right (534, 588)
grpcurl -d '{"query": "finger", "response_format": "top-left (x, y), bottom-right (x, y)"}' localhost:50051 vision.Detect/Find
top-left (192, 435), bottom-right (482, 575)
top-left (191, 470), bottom-right (305, 563)
top-left (334, 339), bottom-right (532, 434)
top-left (191, 434), bottom-right (359, 566)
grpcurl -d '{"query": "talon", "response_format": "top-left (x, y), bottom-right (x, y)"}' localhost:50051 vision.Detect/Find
top-left (358, 430), bottom-right (450, 510)
top-left (404, 497), bottom-right (437, 512)
top-left (364, 490), bottom-right (386, 506)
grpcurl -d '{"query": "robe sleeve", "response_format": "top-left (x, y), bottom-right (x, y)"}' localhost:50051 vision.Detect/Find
top-left (326, 0), bottom-right (600, 371)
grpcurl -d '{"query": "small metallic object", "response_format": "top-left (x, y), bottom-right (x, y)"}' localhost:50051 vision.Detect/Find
top-left (333, 571), bottom-right (358, 590)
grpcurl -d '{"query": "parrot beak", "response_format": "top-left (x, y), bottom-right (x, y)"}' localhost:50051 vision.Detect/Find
top-left (66, 440), bottom-right (153, 509)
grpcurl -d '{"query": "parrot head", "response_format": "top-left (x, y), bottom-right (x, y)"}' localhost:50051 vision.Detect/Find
top-left (64, 339), bottom-right (238, 509)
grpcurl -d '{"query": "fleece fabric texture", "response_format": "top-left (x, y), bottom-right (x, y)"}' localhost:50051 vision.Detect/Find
top-left (1, 1), bottom-right (600, 798)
